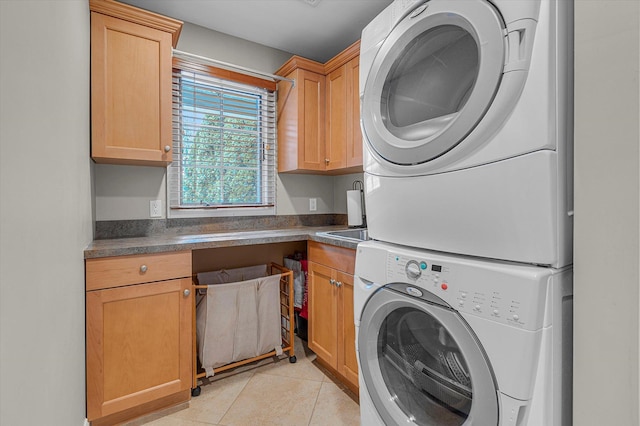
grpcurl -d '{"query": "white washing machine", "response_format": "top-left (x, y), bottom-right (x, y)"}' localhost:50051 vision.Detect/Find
top-left (354, 240), bottom-right (573, 426)
top-left (359, 0), bottom-right (573, 267)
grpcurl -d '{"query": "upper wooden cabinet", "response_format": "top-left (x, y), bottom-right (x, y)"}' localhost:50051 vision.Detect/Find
top-left (325, 42), bottom-right (362, 171)
top-left (277, 59), bottom-right (326, 172)
top-left (90, 0), bottom-right (182, 166)
top-left (276, 41), bottom-right (363, 174)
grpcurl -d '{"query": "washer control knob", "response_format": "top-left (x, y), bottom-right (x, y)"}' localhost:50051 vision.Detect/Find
top-left (405, 261), bottom-right (422, 279)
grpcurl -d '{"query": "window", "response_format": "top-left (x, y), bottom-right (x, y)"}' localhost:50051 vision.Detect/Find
top-left (169, 59), bottom-right (277, 217)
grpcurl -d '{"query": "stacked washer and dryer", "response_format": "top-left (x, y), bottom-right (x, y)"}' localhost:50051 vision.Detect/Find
top-left (354, 1), bottom-right (573, 425)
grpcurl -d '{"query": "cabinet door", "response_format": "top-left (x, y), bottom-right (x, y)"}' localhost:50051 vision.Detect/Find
top-left (337, 271), bottom-right (359, 389)
top-left (91, 12), bottom-right (173, 166)
top-left (325, 64), bottom-right (347, 170)
top-left (308, 261), bottom-right (338, 368)
top-left (277, 68), bottom-right (326, 172)
top-left (346, 57), bottom-right (363, 168)
top-left (299, 70), bottom-right (326, 171)
top-left (86, 278), bottom-right (192, 421)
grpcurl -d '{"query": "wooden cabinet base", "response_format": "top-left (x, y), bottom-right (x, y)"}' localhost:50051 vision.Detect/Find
top-left (314, 356), bottom-right (359, 399)
top-left (308, 242), bottom-right (359, 392)
top-left (89, 390), bottom-right (190, 426)
top-left (86, 252), bottom-right (193, 424)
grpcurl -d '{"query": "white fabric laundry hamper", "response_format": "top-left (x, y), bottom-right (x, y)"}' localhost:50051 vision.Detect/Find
top-left (193, 264), bottom-right (296, 380)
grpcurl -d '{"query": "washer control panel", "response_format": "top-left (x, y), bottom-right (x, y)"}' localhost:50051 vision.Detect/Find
top-left (386, 252), bottom-right (547, 330)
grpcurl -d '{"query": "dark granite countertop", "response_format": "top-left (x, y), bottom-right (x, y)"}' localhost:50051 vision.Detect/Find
top-left (84, 226), bottom-right (362, 259)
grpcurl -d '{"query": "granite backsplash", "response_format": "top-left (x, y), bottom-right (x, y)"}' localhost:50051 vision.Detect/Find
top-left (95, 214), bottom-right (348, 240)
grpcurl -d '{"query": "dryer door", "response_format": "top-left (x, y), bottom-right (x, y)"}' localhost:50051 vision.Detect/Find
top-left (362, 0), bottom-right (505, 166)
top-left (359, 285), bottom-right (498, 425)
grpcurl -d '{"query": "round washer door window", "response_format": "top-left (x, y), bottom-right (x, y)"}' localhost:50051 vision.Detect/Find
top-left (358, 287), bottom-right (499, 425)
top-left (362, 0), bottom-right (505, 165)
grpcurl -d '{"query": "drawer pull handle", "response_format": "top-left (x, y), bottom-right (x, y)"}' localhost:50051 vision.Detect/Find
top-left (140, 265), bottom-right (148, 273)
top-left (183, 289), bottom-right (190, 297)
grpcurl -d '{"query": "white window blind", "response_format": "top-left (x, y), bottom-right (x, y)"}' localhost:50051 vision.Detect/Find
top-left (169, 60), bottom-right (277, 216)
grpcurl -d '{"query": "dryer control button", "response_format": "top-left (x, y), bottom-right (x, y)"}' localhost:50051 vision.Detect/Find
top-left (405, 261), bottom-right (422, 279)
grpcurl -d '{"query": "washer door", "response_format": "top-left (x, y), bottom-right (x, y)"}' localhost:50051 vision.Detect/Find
top-left (362, 0), bottom-right (505, 165)
top-left (359, 285), bottom-right (499, 425)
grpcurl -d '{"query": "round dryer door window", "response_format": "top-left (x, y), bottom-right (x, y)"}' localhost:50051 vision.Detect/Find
top-left (362, 0), bottom-right (505, 165)
top-left (359, 285), bottom-right (499, 425)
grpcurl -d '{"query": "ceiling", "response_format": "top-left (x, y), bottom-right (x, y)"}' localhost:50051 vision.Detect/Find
top-left (120, 0), bottom-right (393, 63)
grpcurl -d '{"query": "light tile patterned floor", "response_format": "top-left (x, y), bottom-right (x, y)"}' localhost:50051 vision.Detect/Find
top-left (127, 337), bottom-right (360, 426)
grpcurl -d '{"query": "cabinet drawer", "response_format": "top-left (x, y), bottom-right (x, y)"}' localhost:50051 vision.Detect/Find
top-left (86, 251), bottom-right (191, 291)
top-left (308, 241), bottom-right (355, 275)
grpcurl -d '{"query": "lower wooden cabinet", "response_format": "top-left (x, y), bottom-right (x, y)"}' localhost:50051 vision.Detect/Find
top-left (86, 252), bottom-right (192, 425)
top-left (308, 242), bottom-right (358, 392)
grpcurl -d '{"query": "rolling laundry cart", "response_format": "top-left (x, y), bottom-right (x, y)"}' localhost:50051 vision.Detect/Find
top-left (191, 263), bottom-right (295, 396)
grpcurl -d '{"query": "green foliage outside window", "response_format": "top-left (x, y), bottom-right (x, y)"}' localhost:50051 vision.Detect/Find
top-left (178, 78), bottom-right (266, 207)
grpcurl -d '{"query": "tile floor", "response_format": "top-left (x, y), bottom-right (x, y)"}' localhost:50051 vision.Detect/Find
top-left (128, 337), bottom-right (361, 426)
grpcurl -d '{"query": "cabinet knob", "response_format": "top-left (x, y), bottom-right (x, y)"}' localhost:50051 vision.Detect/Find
top-left (325, 159), bottom-right (330, 165)
top-left (183, 289), bottom-right (191, 297)
top-left (335, 281), bottom-right (342, 287)
top-left (140, 264), bottom-right (148, 273)
top-left (164, 145), bottom-right (171, 153)
top-left (329, 279), bottom-right (336, 286)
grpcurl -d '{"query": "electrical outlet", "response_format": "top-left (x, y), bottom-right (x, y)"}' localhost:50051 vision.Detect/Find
top-left (150, 200), bottom-right (162, 218)
top-left (309, 198), bottom-right (317, 212)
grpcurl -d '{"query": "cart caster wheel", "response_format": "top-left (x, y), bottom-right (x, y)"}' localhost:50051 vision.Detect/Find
top-left (289, 356), bottom-right (297, 363)
top-left (191, 386), bottom-right (201, 397)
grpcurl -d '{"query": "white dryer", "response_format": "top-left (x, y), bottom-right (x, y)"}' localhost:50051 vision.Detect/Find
top-left (359, 0), bottom-right (573, 267)
top-left (354, 241), bottom-right (573, 426)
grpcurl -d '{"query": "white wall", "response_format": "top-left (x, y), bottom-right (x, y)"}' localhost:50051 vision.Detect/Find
top-left (333, 172), bottom-right (365, 214)
top-left (0, 1), bottom-right (93, 424)
top-left (94, 21), bottom-right (343, 220)
top-left (178, 22), bottom-right (292, 72)
top-left (573, 1), bottom-right (640, 425)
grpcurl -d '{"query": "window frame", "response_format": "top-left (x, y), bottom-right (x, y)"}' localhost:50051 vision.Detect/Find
top-left (168, 58), bottom-right (277, 219)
